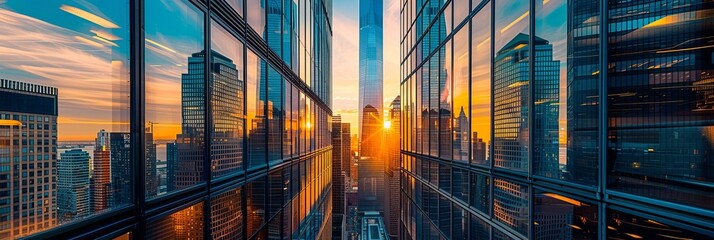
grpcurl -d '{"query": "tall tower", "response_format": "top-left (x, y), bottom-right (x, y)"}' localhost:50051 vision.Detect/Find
top-left (358, 0), bottom-right (384, 138)
top-left (92, 129), bottom-right (112, 213)
top-left (58, 149), bottom-right (91, 223)
top-left (0, 79), bottom-right (58, 238)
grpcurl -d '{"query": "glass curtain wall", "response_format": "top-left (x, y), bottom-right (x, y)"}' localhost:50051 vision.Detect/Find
top-left (400, 0), bottom-right (714, 239)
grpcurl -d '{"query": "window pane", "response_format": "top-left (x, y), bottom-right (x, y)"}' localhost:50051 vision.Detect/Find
top-left (494, 0), bottom-right (530, 172)
top-left (438, 40), bottom-right (453, 159)
top-left (429, 56), bottom-right (439, 157)
top-left (226, 0), bottom-right (243, 17)
top-left (266, 0), bottom-right (282, 54)
top-left (469, 172), bottom-right (489, 214)
top-left (146, 202), bottom-right (204, 239)
top-left (284, 81), bottom-right (293, 157)
top-left (247, 176), bottom-right (266, 238)
top-left (210, 21), bottom-right (245, 178)
top-left (454, 0), bottom-right (470, 26)
top-left (532, 0), bottom-right (566, 181)
top-left (146, 0), bottom-right (205, 197)
top-left (0, 0), bottom-right (130, 236)
top-left (211, 188), bottom-right (243, 239)
top-left (247, 49), bottom-right (267, 170)
top-left (607, 0), bottom-right (714, 210)
top-left (471, 3), bottom-right (491, 166)
top-left (267, 66), bottom-right (283, 165)
top-left (453, 27), bottom-right (470, 163)
top-left (607, 209), bottom-right (712, 239)
top-left (246, 0), bottom-right (266, 36)
top-left (493, 178), bottom-right (528, 236)
top-left (470, 214), bottom-right (490, 240)
top-left (534, 192), bottom-right (598, 239)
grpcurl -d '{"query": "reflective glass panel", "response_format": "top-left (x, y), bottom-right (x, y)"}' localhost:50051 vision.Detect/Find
top-left (247, 49), bottom-right (266, 170)
top-left (607, 209), bottom-right (713, 239)
top-left (210, 21), bottom-right (245, 178)
top-left (145, 0), bottom-right (205, 197)
top-left (0, 0), bottom-right (129, 236)
top-left (211, 188), bottom-right (244, 239)
top-left (493, 178), bottom-right (528, 236)
top-left (606, 0), bottom-right (714, 210)
top-left (453, 26), bottom-right (470, 163)
top-left (471, 2), bottom-right (491, 166)
top-left (146, 202), bottom-right (204, 239)
top-left (493, 0), bottom-right (530, 172)
top-left (534, 191), bottom-right (598, 239)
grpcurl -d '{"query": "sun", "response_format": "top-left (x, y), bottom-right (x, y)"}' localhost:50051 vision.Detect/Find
top-left (383, 120), bottom-right (391, 129)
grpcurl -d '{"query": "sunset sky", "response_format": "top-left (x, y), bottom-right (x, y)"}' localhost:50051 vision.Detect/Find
top-left (332, 0), bottom-right (401, 134)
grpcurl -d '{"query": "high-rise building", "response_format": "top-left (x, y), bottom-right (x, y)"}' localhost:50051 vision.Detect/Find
top-left (208, 51), bottom-right (244, 177)
top-left (172, 51), bottom-right (208, 190)
top-left (0, 79), bottom-right (58, 238)
top-left (359, 0), bottom-right (384, 136)
top-left (165, 141), bottom-right (178, 192)
top-left (400, 0), bottom-right (714, 239)
top-left (383, 96), bottom-right (400, 239)
top-left (109, 132), bottom-right (131, 207)
top-left (57, 149), bottom-right (90, 223)
top-left (331, 115), bottom-right (348, 239)
top-left (91, 130), bottom-right (112, 214)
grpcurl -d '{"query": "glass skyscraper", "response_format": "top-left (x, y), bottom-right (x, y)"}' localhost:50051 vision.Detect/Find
top-left (359, 0), bottom-right (385, 134)
top-left (400, 0), bottom-right (714, 239)
top-left (0, 0), bottom-right (333, 239)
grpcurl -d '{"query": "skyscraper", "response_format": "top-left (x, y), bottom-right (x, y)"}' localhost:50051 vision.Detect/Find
top-left (110, 132), bottom-right (131, 207)
top-left (92, 129), bottom-right (112, 213)
top-left (0, 79), bottom-right (58, 238)
top-left (331, 115), bottom-right (347, 239)
top-left (57, 149), bottom-right (90, 223)
top-left (173, 51), bottom-right (208, 190)
top-left (208, 51), bottom-right (244, 177)
top-left (166, 141), bottom-right (178, 192)
top-left (359, 0), bottom-right (384, 136)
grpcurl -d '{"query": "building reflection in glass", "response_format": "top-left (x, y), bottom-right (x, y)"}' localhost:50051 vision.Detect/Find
top-left (607, 0), bottom-right (714, 210)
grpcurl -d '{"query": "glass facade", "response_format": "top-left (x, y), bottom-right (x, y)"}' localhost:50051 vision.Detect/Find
top-left (0, 0), bottom-right (332, 239)
top-left (400, 0), bottom-right (714, 239)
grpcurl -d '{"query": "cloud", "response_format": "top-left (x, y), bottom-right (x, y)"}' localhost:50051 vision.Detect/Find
top-left (0, 8), bottom-right (129, 140)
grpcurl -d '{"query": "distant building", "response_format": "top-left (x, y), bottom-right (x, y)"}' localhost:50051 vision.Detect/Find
top-left (110, 132), bottom-right (131, 207)
top-left (58, 149), bottom-right (90, 223)
top-left (166, 142), bottom-right (178, 192)
top-left (92, 129), bottom-right (112, 213)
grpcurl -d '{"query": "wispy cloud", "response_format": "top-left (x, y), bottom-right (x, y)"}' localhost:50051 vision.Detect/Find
top-left (0, 8), bottom-right (128, 140)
